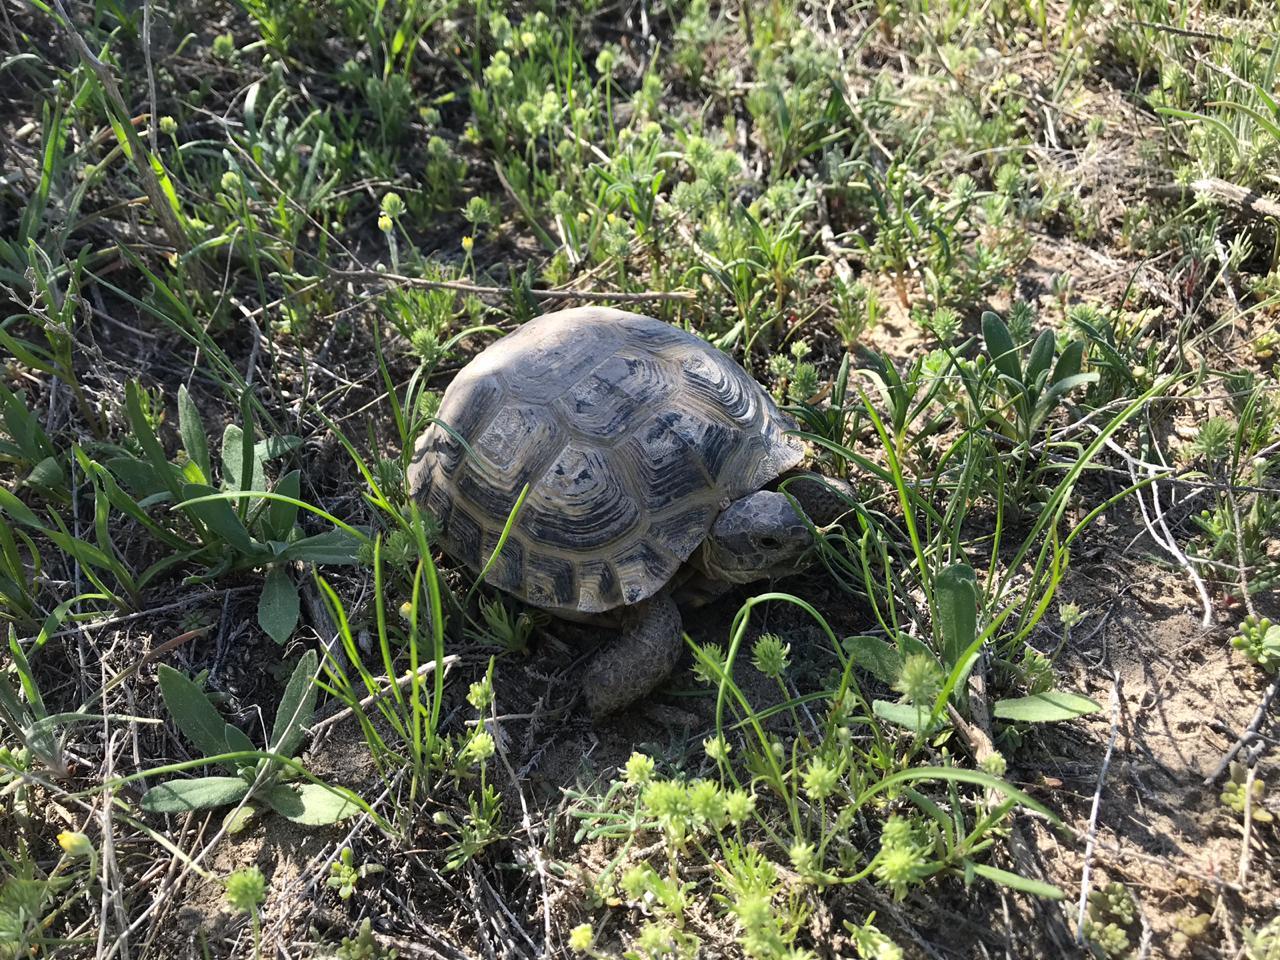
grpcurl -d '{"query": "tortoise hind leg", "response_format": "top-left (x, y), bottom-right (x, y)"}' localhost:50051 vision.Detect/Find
top-left (582, 592), bottom-right (683, 720)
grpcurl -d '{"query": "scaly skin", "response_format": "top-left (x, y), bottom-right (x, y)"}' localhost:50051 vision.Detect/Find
top-left (780, 471), bottom-right (856, 527)
top-left (582, 592), bottom-right (683, 719)
top-left (582, 471), bottom-right (855, 718)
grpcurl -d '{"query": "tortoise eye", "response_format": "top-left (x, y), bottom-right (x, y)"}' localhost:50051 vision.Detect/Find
top-left (759, 536), bottom-right (781, 549)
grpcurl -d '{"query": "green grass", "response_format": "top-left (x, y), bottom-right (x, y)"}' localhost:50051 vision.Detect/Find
top-left (1, 0), bottom-right (1279, 957)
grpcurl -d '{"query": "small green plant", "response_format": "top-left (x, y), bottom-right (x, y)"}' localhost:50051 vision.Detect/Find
top-left (139, 651), bottom-right (361, 829)
top-left (1187, 402), bottom-right (1280, 597)
top-left (1220, 762), bottom-right (1274, 823)
top-left (1231, 615), bottom-right (1280, 673)
top-left (920, 306), bottom-right (962, 343)
top-left (768, 340), bottom-right (820, 403)
top-left (0, 621), bottom-right (122, 778)
top-left (0, 244), bottom-right (104, 439)
top-left (831, 277), bottom-right (878, 350)
top-left (78, 382), bottom-right (362, 634)
top-left (1244, 915), bottom-right (1280, 960)
top-left (0, 512), bottom-right (42, 627)
top-left (1083, 881), bottom-right (1137, 958)
top-left (1068, 304), bottom-right (1161, 406)
top-left (431, 666), bottom-right (505, 871)
top-left (0, 633), bottom-right (68, 779)
top-left (0, 383), bottom-right (65, 503)
top-left (0, 829), bottom-right (96, 957)
top-left (225, 867), bottom-right (267, 959)
top-left (844, 914), bottom-right (903, 959)
top-left (465, 595), bottom-right (545, 654)
top-left (327, 848), bottom-right (385, 900)
top-left (331, 918), bottom-right (399, 960)
top-left (787, 352), bottom-right (861, 480)
top-left (975, 310), bottom-right (1098, 451)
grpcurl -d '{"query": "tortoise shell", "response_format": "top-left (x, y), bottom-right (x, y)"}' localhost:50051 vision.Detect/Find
top-left (408, 307), bottom-right (804, 614)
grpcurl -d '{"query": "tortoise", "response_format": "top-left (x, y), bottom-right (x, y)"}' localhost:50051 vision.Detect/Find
top-left (408, 306), bottom-right (851, 718)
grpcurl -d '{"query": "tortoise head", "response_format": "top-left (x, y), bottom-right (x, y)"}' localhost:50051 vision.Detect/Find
top-left (699, 490), bottom-right (815, 584)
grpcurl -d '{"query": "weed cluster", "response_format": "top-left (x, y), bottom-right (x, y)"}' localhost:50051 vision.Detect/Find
top-left (1, 0), bottom-right (1278, 957)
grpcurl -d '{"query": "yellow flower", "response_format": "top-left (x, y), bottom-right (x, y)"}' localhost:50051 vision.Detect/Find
top-left (378, 213), bottom-right (393, 233)
top-left (568, 923), bottom-right (594, 952)
top-left (58, 831), bottom-right (93, 858)
top-left (461, 235), bottom-right (475, 253)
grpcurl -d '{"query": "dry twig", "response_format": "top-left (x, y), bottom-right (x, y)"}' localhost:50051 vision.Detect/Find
top-left (1076, 677), bottom-right (1121, 946)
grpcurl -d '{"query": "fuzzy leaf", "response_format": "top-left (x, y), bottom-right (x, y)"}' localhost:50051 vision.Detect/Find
top-left (223, 804), bottom-right (258, 834)
top-left (255, 435), bottom-right (303, 460)
top-left (276, 528), bottom-right (363, 565)
top-left (140, 776), bottom-right (250, 813)
top-left (106, 457), bottom-right (169, 499)
top-left (843, 635), bottom-right (903, 686)
top-left (872, 699), bottom-right (942, 734)
top-left (221, 425), bottom-right (263, 495)
top-left (177, 384), bottom-right (211, 483)
top-left (269, 649), bottom-right (317, 758)
top-left (1024, 329), bottom-right (1055, 386)
top-left (180, 483), bottom-right (257, 554)
top-left (1038, 372), bottom-right (1098, 414)
top-left (157, 665), bottom-right (239, 771)
top-left (935, 563), bottom-right (978, 670)
top-left (982, 311), bottom-right (1021, 382)
top-left (257, 567), bottom-right (300, 646)
top-left (0, 488), bottom-right (41, 528)
top-left (265, 470), bottom-right (301, 541)
top-left (223, 723), bottom-right (257, 761)
top-left (1050, 338), bottom-right (1084, 383)
top-left (261, 782), bottom-right (358, 826)
top-left (25, 456), bottom-right (65, 496)
top-left (992, 690), bottom-right (1101, 723)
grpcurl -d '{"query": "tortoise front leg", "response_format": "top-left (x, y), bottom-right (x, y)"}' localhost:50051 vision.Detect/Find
top-left (582, 591), bottom-right (683, 720)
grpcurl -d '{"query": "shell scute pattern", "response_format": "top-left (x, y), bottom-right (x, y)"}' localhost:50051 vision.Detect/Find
top-left (524, 552), bottom-right (577, 607)
top-left (554, 352), bottom-right (673, 440)
top-left (480, 527), bottom-right (524, 593)
top-left (620, 414), bottom-right (717, 512)
top-left (426, 374), bottom-right (503, 478)
top-left (496, 323), bottom-right (623, 406)
top-left (440, 502), bottom-right (484, 572)
top-left (680, 349), bottom-right (760, 424)
top-left (610, 538), bottom-right (680, 605)
top-left (659, 409), bottom-right (741, 484)
top-left (409, 307), bottom-right (804, 614)
top-left (575, 557), bottom-right (623, 611)
top-left (523, 444), bottom-right (641, 550)
top-left (646, 504), bottom-right (719, 560)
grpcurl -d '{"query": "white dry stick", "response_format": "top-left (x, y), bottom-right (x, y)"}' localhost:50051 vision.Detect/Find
top-left (97, 732), bottom-right (130, 960)
top-left (309, 656), bottom-right (460, 735)
top-left (490, 697), bottom-right (554, 955)
top-left (142, 0), bottom-right (158, 156)
top-left (1135, 896), bottom-right (1154, 960)
top-left (1124, 455), bottom-right (1213, 628)
top-left (1081, 420), bottom-right (1213, 626)
top-left (1206, 674), bottom-right (1280, 785)
top-left (1240, 762), bottom-right (1259, 884)
top-left (1148, 472), bottom-right (1213, 627)
top-left (1076, 676), bottom-right (1121, 945)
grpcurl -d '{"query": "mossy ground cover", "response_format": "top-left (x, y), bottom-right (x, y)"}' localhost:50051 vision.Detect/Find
top-left (2, 0), bottom-right (1279, 957)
